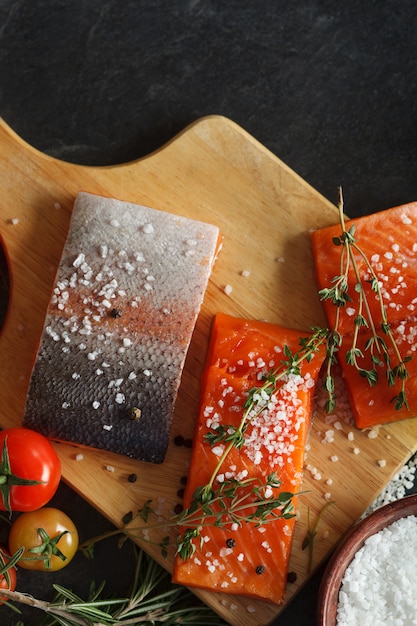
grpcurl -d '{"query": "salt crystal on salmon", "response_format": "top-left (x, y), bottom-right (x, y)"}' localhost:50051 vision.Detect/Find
top-left (23, 192), bottom-right (220, 463)
top-left (172, 313), bottom-right (326, 604)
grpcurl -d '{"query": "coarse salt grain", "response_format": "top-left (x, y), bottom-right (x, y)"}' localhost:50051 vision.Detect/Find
top-left (336, 515), bottom-right (417, 625)
top-left (401, 212), bottom-right (412, 225)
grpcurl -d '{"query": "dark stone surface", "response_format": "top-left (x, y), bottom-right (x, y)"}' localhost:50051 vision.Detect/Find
top-left (1, 1), bottom-right (417, 624)
top-left (2, 0), bottom-right (417, 216)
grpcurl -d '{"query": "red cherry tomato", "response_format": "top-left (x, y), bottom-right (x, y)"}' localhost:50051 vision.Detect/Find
top-left (0, 428), bottom-right (61, 512)
top-left (0, 549), bottom-right (17, 604)
top-left (9, 507), bottom-right (78, 572)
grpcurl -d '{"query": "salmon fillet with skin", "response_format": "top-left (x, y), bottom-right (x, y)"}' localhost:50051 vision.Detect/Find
top-left (172, 313), bottom-right (326, 605)
top-left (311, 201), bottom-right (417, 428)
top-left (23, 192), bottom-right (220, 463)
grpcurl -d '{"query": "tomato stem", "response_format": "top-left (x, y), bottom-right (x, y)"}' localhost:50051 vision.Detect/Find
top-left (0, 436), bottom-right (44, 512)
top-left (23, 527), bottom-right (69, 570)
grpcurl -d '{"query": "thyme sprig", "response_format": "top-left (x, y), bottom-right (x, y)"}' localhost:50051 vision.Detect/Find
top-left (204, 326), bottom-right (328, 482)
top-left (77, 328), bottom-right (328, 563)
top-left (319, 188), bottom-right (411, 411)
top-left (301, 500), bottom-right (335, 573)
top-left (175, 326), bottom-right (328, 558)
top-left (175, 475), bottom-right (297, 560)
top-left (79, 476), bottom-right (297, 563)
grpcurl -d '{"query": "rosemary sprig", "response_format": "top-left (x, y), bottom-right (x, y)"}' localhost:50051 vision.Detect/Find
top-left (0, 546), bottom-right (227, 625)
top-left (319, 187), bottom-right (411, 411)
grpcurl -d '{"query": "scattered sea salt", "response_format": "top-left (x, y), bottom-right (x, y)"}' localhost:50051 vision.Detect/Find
top-left (366, 453), bottom-right (417, 514)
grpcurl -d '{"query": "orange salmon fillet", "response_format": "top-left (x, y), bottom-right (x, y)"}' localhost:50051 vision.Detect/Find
top-left (23, 192), bottom-right (220, 462)
top-left (172, 313), bottom-right (326, 605)
top-left (311, 201), bottom-right (417, 428)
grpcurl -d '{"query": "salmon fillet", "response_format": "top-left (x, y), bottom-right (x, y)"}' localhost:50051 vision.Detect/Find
top-left (311, 201), bottom-right (417, 428)
top-left (172, 313), bottom-right (326, 604)
top-left (23, 192), bottom-right (220, 463)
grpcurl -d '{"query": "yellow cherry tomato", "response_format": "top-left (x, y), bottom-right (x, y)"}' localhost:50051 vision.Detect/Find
top-left (9, 507), bottom-right (78, 571)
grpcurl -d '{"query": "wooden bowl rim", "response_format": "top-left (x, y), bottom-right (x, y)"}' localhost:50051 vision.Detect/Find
top-left (317, 493), bottom-right (417, 625)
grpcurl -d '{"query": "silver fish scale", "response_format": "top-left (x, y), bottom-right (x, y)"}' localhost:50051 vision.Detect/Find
top-left (23, 192), bottom-right (220, 463)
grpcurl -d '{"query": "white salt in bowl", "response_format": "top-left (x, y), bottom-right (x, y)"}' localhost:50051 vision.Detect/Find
top-left (317, 493), bottom-right (417, 625)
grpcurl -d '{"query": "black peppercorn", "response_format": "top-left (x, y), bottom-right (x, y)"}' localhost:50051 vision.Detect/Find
top-left (255, 564), bottom-right (265, 575)
top-left (128, 473), bottom-right (137, 483)
top-left (226, 538), bottom-right (236, 549)
top-left (111, 308), bottom-right (122, 318)
top-left (287, 571), bottom-right (297, 584)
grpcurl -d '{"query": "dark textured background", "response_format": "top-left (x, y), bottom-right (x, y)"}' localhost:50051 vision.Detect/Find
top-left (1, 1), bottom-right (417, 624)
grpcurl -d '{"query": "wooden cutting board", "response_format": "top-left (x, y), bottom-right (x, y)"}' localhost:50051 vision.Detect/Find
top-left (1, 115), bottom-right (417, 625)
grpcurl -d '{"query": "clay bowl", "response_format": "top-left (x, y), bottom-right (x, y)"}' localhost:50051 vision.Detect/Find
top-left (317, 493), bottom-right (417, 625)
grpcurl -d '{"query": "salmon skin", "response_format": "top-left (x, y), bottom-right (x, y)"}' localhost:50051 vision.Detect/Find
top-left (311, 201), bottom-right (417, 428)
top-left (23, 192), bottom-right (220, 463)
top-left (172, 313), bottom-right (326, 605)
